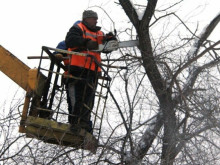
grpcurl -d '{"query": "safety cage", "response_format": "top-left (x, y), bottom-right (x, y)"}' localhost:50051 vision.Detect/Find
top-left (19, 46), bottom-right (111, 153)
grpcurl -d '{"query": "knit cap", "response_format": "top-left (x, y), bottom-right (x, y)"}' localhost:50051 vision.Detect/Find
top-left (82, 10), bottom-right (98, 19)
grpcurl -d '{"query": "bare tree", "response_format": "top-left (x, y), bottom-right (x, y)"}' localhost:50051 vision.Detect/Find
top-left (1, 1), bottom-right (220, 165)
top-left (109, 0), bottom-right (220, 164)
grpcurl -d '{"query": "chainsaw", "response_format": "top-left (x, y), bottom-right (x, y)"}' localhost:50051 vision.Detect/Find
top-left (97, 40), bottom-right (139, 52)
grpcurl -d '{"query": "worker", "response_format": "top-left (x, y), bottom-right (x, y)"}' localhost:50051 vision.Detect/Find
top-left (62, 10), bottom-right (115, 133)
top-left (53, 20), bottom-right (81, 59)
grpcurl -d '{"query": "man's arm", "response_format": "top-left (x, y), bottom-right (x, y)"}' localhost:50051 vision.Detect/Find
top-left (65, 25), bottom-right (88, 48)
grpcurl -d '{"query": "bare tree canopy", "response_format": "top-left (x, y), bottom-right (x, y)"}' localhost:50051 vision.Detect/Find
top-left (1, 1), bottom-right (220, 164)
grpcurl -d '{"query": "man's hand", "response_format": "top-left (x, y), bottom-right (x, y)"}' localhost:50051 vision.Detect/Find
top-left (106, 32), bottom-right (117, 41)
top-left (55, 53), bottom-right (63, 61)
top-left (86, 40), bottom-right (98, 50)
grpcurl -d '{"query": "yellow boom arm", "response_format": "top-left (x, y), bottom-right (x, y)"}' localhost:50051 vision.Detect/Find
top-left (0, 45), bottom-right (30, 90)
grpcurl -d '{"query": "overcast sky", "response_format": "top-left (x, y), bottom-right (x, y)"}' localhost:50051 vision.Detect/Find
top-left (0, 0), bottom-right (219, 108)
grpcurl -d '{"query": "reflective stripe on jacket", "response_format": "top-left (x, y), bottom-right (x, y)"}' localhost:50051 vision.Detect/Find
top-left (68, 22), bottom-right (104, 72)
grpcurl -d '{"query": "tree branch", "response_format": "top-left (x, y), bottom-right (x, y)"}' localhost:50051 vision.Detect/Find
top-left (118, 0), bottom-right (140, 28)
top-left (141, 0), bottom-right (158, 27)
top-left (132, 112), bottom-right (163, 162)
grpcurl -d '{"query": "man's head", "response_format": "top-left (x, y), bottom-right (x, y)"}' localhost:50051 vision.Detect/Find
top-left (82, 10), bottom-right (98, 28)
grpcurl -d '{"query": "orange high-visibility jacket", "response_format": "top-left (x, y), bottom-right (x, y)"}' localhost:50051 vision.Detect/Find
top-left (67, 22), bottom-right (104, 72)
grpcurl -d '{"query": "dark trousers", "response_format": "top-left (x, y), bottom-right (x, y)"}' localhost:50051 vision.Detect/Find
top-left (65, 68), bottom-right (98, 127)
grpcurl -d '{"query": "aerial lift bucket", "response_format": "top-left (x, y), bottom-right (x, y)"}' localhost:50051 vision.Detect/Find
top-left (0, 45), bottom-right (104, 153)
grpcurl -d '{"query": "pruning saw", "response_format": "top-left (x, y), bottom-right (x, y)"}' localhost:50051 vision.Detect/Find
top-left (97, 40), bottom-right (139, 52)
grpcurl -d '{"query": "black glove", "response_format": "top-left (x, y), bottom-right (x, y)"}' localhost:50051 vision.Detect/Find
top-left (86, 40), bottom-right (98, 50)
top-left (106, 32), bottom-right (117, 41)
top-left (55, 53), bottom-right (63, 61)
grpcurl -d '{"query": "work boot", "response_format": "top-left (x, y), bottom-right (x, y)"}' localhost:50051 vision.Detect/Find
top-left (69, 124), bottom-right (81, 133)
top-left (80, 121), bottom-right (93, 134)
top-left (69, 117), bottom-right (80, 133)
